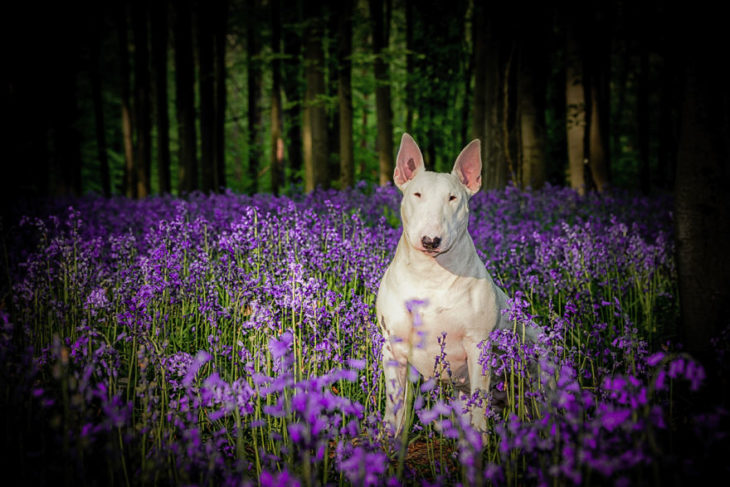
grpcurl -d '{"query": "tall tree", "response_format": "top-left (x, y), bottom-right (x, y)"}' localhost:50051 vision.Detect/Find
top-left (470, 0), bottom-right (487, 172)
top-left (483, 8), bottom-right (509, 189)
top-left (336, 0), bottom-right (354, 188)
top-left (118, 1), bottom-right (136, 197)
top-left (675, 8), bottom-right (730, 362)
top-left (516, 9), bottom-right (547, 190)
top-left (198, 0), bottom-right (216, 192)
top-left (369, 0), bottom-right (394, 186)
top-left (89, 5), bottom-right (111, 197)
top-left (151, 0), bottom-right (171, 194)
top-left (214, 0), bottom-right (228, 191)
top-left (585, 7), bottom-right (611, 192)
top-left (246, 0), bottom-right (262, 193)
top-left (565, 16), bottom-right (586, 195)
top-left (270, 0), bottom-right (285, 195)
top-left (132, 0), bottom-right (152, 198)
top-left (302, 3), bottom-right (329, 192)
top-left (173, 0), bottom-right (198, 193)
top-left (282, 0), bottom-right (304, 188)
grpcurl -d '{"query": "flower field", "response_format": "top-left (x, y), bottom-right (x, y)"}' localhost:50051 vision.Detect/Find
top-left (1, 184), bottom-right (727, 485)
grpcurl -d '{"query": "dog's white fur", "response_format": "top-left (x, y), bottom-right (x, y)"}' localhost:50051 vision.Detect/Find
top-left (376, 133), bottom-right (509, 435)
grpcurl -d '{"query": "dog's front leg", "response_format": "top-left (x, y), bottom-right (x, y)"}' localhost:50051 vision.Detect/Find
top-left (466, 339), bottom-right (489, 432)
top-left (382, 340), bottom-right (408, 436)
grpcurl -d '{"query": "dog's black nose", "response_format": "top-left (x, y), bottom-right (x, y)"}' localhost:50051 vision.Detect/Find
top-left (421, 236), bottom-right (441, 250)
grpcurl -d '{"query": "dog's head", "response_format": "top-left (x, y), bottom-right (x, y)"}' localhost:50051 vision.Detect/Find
top-left (393, 133), bottom-right (482, 257)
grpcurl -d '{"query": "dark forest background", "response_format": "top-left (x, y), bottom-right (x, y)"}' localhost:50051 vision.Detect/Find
top-left (1, 0), bottom-right (729, 361)
top-left (2, 0), bottom-right (715, 198)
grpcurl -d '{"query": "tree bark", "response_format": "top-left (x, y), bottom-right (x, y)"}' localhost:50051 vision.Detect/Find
top-left (270, 0), bottom-right (284, 195)
top-left (173, 0), bottom-right (198, 193)
top-left (302, 5), bottom-right (329, 192)
top-left (565, 20), bottom-right (586, 195)
top-left (470, 0), bottom-right (487, 159)
top-left (370, 0), bottom-right (394, 186)
top-left (246, 0), bottom-right (262, 193)
top-left (483, 12), bottom-right (508, 190)
top-left (282, 0), bottom-right (303, 188)
top-left (337, 0), bottom-right (354, 188)
top-left (151, 0), bottom-right (171, 194)
top-left (214, 0), bottom-right (228, 190)
top-left (585, 10), bottom-right (611, 193)
top-left (90, 8), bottom-right (110, 197)
top-left (118, 2), bottom-right (136, 197)
top-left (198, 0), bottom-right (216, 193)
top-left (132, 0), bottom-right (152, 198)
top-left (517, 32), bottom-right (546, 190)
top-left (675, 13), bottom-right (730, 360)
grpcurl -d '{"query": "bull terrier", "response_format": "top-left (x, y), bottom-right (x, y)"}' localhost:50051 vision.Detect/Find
top-left (376, 133), bottom-right (511, 435)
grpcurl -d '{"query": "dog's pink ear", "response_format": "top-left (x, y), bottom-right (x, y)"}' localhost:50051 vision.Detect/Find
top-left (452, 139), bottom-right (482, 194)
top-left (394, 133), bottom-right (425, 189)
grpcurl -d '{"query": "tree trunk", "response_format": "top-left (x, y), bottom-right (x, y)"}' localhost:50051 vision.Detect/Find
top-left (585, 11), bottom-right (611, 193)
top-left (133, 0), bottom-right (152, 198)
top-left (151, 0), bottom-right (171, 194)
top-left (214, 0), bottom-right (228, 190)
top-left (337, 0), bottom-right (354, 188)
top-left (270, 0), bottom-right (284, 195)
top-left (90, 8), bottom-right (110, 197)
top-left (173, 0), bottom-right (198, 193)
top-left (517, 32), bottom-right (546, 190)
top-left (470, 0), bottom-right (486, 158)
top-left (370, 0), bottom-right (394, 186)
top-left (405, 0), bottom-right (415, 133)
top-left (118, 2), bottom-right (136, 197)
top-left (282, 0), bottom-right (303, 188)
top-left (246, 0), bottom-right (262, 193)
top-left (675, 14), bottom-right (730, 361)
top-left (198, 0), bottom-right (216, 193)
top-left (483, 13), bottom-right (508, 190)
top-left (565, 21), bottom-right (586, 195)
top-left (302, 5), bottom-right (328, 192)
top-left (638, 43), bottom-right (650, 194)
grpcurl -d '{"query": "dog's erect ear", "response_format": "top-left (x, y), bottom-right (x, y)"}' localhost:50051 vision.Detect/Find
top-left (452, 139), bottom-right (482, 195)
top-left (394, 133), bottom-right (425, 190)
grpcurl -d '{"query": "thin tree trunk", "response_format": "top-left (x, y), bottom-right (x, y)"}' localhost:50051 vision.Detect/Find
top-left (174, 0), bottom-right (198, 193)
top-left (133, 0), bottom-right (151, 198)
top-left (370, 0), bottom-right (394, 186)
top-left (90, 8), bottom-right (110, 197)
top-left (214, 0), bottom-right (228, 190)
top-left (638, 43), bottom-right (650, 194)
top-left (518, 38), bottom-right (546, 190)
top-left (302, 8), bottom-right (328, 192)
top-left (483, 13), bottom-right (507, 190)
top-left (270, 0), bottom-right (284, 195)
top-left (246, 0), bottom-right (262, 193)
top-left (118, 2), bottom-right (136, 197)
top-left (405, 0), bottom-right (415, 133)
top-left (198, 0), bottom-right (216, 193)
top-left (565, 21), bottom-right (586, 195)
top-left (337, 0), bottom-right (354, 188)
top-left (470, 0), bottom-right (486, 155)
top-left (587, 77), bottom-right (610, 192)
top-left (151, 0), bottom-right (171, 194)
top-left (586, 11), bottom-right (610, 193)
top-left (282, 0), bottom-right (303, 188)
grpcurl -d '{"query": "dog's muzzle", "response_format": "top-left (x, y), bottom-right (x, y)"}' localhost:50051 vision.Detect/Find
top-left (421, 236), bottom-right (441, 250)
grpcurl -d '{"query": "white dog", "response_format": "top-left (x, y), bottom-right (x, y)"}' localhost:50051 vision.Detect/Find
top-left (376, 133), bottom-right (511, 435)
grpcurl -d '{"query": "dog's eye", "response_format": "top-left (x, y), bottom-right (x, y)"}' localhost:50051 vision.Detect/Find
top-left (449, 195), bottom-right (457, 202)
top-left (413, 192), bottom-right (421, 198)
